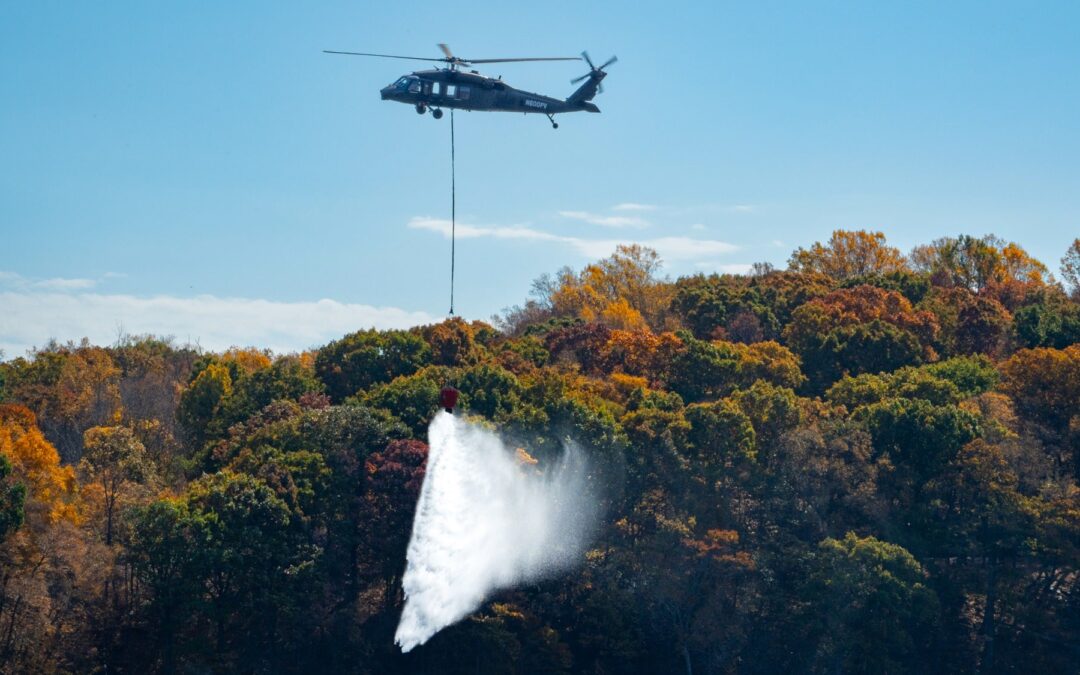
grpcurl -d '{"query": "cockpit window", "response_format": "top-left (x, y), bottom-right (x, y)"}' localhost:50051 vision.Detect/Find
top-left (394, 77), bottom-right (410, 88)
top-left (408, 79), bottom-right (422, 93)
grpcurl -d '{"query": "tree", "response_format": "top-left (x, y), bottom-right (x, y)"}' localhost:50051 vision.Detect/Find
top-left (422, 317), bottom-right (482, 367)
top-left (0, 404), bottom-right (78, 523)
top-left (182, 471), bottom-right (297, 662)
top-left (127, 499), bottom-right (202, 674)
top-left (544, 322), bottom-right (612, 373)
top-left (542, 245), bottom-right (674, 330)
top-left (861, 397), bottom-right (980, 505)
top-left (665, 332), bottom-right (739, 402)
top-left (360, 368), bottom-right (445, 436)
top-left (920, 287), bottom-right (1012, 357)
top-left (1061, 238), bottom-right (1080, 298)
top-left (783, 285), bottom-right (938, 391)
top-left (216, 354), bottom-right (325, 429)
top-left (1000, 345), bottom-right (1080, 479)
top-left (910, 234), bottom-right (1048, 295)
top-left (1000, 345), bottom-right (1080, 430)
top-left (176, 362), bottom-right (232, 446)
top-left (599, 329), bottom-right (682, 381)
top-left (685, 400), bottom-right (757, 476)
top-left (80, 425), bottom-right (153, 545)
top-left (1012, 289), bottom-right (1080, 349)
top-left (314, 329), bottom-right (431, 401)
top-left (789, 230), bottom-right (908, 280)
top-left (364, 439), bottom-right (428, 603)
top-left (803, 533), bottom-right (940, 673)
top-left (0, 454), bottom-right (25, 541)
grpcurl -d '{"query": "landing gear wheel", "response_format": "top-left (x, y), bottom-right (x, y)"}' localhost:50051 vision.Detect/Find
top-left (415, 103), bottom-right (427, 115)
top-left (552, 122), bottom-right (559, 129)
top-left (432, 108), bottom-right (444, 120)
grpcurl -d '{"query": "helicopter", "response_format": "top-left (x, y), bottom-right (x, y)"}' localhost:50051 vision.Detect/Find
top-left (324, 44), bottom-right (616, 128)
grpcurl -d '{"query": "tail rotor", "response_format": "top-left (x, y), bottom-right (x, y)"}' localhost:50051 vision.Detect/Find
top-left (571, 51), bottom-right (617, 93)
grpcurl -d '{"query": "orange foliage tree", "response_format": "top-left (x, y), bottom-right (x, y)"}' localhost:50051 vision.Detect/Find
top-left (789, 230), bottom-right (909, 280)
top-left (784, 285), bottom-right (939, 390)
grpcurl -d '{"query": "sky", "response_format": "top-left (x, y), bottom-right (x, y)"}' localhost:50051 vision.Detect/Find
top-left (2, 1), bottom-right (1078, 357)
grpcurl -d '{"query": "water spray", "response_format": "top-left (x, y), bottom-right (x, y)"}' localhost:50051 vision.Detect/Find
top-left (394, 413), bottom-right (597, 652)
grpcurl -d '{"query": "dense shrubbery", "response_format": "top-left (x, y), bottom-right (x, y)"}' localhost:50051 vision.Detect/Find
top-left (1, 233), bottom-right (1078, 674)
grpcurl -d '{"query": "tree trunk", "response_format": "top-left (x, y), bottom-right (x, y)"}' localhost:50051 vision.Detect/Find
top-left (978, 558), bottom-right (997, 674)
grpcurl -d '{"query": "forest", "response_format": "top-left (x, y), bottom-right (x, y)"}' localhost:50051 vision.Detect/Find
top-left (1, 231), bottom-right (1078, 674)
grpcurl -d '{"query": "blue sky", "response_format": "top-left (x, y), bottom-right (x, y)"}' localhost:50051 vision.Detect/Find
top-left (2, 1), bottom-right (1078, 356)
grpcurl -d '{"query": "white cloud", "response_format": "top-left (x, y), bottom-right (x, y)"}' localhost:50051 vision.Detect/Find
top-left (726, 204), bottom-right (757, 214)
top-left (690, 223), bottom-right (707, 231)
top-left (0, 290), bottom-right (435, 358)
top-left (612, 203), bottom-right (658, 212)
top-left (558, 210), bottom-right (649, 229)
top-left (0, 271), bottom-right (98, 290)
top-left (408, 217), bottom-right (738, 263)
top-left (34, 277), bottom-right (98, 290)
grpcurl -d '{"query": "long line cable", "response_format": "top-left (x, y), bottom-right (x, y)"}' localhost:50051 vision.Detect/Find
top-left (449, 109), bottom-right (456, 315)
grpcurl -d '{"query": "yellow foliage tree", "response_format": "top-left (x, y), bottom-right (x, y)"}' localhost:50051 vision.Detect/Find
top-left (220, 347), bottom-right (273, 374)
top-left (546, 245), bottom-right (674, 329)
top-left (0, 405), bottom-right (79, 523)
top-left (788, 230), bottom-right (908, 280)
top-left (600, 298), bottom-right (647, 331)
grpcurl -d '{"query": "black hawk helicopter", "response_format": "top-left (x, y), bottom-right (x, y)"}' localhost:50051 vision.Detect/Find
top-left (324, 44), bottom-right (616, 128)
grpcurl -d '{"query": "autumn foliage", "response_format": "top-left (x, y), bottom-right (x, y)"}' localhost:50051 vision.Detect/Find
top-left (0, 231), bottom-right (1078, 673)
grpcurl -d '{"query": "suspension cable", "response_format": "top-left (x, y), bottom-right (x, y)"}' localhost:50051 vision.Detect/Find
top-left (449, 109), bottom-right (456, 315)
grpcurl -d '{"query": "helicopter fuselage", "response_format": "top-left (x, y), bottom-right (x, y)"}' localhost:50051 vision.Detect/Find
top-left (380, 69), bottom-right (599, 115)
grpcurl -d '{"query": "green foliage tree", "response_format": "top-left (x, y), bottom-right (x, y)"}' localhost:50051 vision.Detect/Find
top-left (80, 425), bottom-right (153, 545)
top-left (177, 362), bottom-right (232, 446)
top-left (784, 285), bottom-right (938, 391)
top-left (128, 499), bottom-right (202, 673)
top-left (314, 329), bottom-right (431, 401)
top-left (0, 454), bottom-right (25, 541)
top-left (665, 331), bottom-right (739, 402)
top-left (183, 471), bottom-right (297, 661)
top-left (803, 533), bottom-right (939, 673)
top-left (861, 397), bottom-right (980, 511)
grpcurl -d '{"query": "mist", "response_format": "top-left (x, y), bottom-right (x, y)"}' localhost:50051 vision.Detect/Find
top-left (394, 412), bottom-right (597, 652)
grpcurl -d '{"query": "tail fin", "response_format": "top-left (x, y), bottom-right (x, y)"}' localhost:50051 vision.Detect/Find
top-left (566, 52), bottom-right (615, 111)
top-left (566, 73), bottom-right (604, 107)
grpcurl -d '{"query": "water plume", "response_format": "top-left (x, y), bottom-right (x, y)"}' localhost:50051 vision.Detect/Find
top-left (395, 412), bottom-right (597, 652)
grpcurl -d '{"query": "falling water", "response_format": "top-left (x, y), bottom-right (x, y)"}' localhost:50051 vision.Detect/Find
top-left (394, 412), bottom-right (597, 652)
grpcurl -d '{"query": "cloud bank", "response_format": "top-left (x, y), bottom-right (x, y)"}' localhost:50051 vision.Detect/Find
top-left (0, 283), bottom-right (435, 358)
top-left (407, 217), bottom-right (738, 262)
top-left (558, 210), bottom-right (649, 229)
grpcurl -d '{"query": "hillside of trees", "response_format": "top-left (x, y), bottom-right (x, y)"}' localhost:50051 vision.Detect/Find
top-left (1, 231), bottom-right (1079, 674)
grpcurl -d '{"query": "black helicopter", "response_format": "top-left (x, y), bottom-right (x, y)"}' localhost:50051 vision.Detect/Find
top-left (324, 44), bottom-right (616, 128)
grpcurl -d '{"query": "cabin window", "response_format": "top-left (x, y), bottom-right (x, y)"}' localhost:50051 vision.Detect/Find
top-left (458, 86), bottom-right (470, 100)
top-left (408, 80), bottom-right (421, 93)
top-left (446, 84), bottom-right (457, 98)
top-left (434, 82), bottom-right (444, 96)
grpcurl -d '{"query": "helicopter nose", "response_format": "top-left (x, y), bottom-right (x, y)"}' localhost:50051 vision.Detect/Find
top-left (380, 87), bottom-right (392, 100)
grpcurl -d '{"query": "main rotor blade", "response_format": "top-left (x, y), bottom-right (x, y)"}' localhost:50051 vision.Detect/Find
top-left (600, 55), bottom-right (618, 69)
top-left (323, 50), bottom-right (446, 62)
top-left (570, 73), bottom-right (591, 84)
top-left (467, 57), bottom-right (582, 64)
top-left (438, 43), bottom-right (455, 60)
